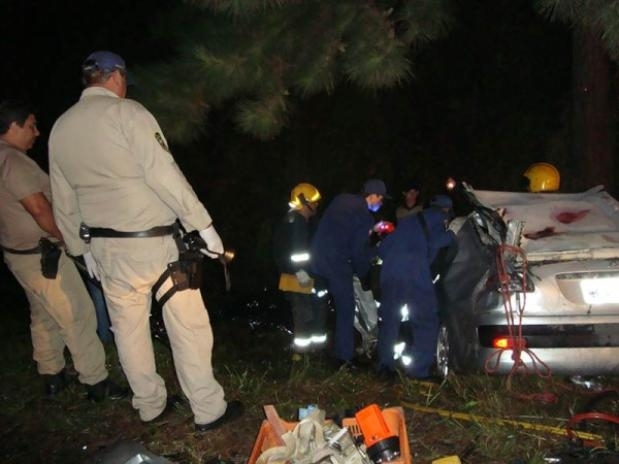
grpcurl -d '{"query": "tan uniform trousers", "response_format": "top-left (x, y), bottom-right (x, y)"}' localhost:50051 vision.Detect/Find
top-left (91, 235), bottom-right (226, 423)
top-left (4, 251), bottom-right (107, 385)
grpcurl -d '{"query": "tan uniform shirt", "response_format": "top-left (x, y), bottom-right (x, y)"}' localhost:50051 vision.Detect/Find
top-left (0, 143), bottom-right (106, 384)
top-left (49, 87), bottom-right (211, 255)
top-left (0, 140), bottom-right (52, 249)
top-left (48, 86), bottom-right (226, 423)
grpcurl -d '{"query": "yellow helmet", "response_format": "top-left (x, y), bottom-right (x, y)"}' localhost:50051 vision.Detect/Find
top-left (524, 162), bottom-right (560, 192)
top-left (289, 183), bottom-right (321, 210)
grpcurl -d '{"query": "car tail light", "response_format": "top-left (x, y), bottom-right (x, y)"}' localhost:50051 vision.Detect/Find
top-left (492, 336), bottom-right (527, 350)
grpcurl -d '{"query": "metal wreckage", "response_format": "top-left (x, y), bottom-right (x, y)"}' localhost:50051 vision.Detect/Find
top-left (436, 182), bottom-right (619, 379)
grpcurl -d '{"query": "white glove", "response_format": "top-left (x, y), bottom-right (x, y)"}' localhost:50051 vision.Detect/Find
top-left (83, 251), bottom-right (101, 281)
top-left (448, 217), bottom-right (465, 234)
top-left (199, 226), bottom-right (224, 259)
top-left (295, 269), bottom-right (312, 287)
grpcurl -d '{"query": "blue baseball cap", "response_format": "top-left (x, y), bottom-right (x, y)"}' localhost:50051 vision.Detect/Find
top-left (82, 50), bottom-right (135, 86)
top-left (82, 51), bottom-right (127, 73)
top-left (363, 179), bottom-right (391, 199)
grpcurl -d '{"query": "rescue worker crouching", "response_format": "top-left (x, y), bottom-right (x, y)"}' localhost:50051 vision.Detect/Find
top-left (376, 194), bottom-right (457, 381)
top-left (48, 50), bottom-right (243, 432)
top-left (273, 183), bottom-right (328, 358)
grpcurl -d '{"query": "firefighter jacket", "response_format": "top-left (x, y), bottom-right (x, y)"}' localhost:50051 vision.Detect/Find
top-left (273, 210), bottom-right (317, 294)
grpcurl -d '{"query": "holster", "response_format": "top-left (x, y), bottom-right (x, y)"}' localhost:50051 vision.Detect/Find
top-left (152, 223), bottom-right (205, 307)
top-left (167, 250), bottom-right (204, 292)
top-left (39, 238), bottom-right (61, 279)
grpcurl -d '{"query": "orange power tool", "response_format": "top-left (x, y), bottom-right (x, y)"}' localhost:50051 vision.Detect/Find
top-left (355, 404), bottom-right (400, 463)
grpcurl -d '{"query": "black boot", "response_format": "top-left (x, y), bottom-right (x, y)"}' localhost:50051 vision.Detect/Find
top-left (42, 369), bottom-right (66, 398)
top-left (194, 400), bottom-right (244, 433)
top-left (141, 394), bottom-right (187, 424)
top-left (86, 377), bottom-right (129, 402)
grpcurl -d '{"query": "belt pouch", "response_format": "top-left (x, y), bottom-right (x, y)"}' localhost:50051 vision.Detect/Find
top-left (168, 252), bottom-right (204, 292)
top-left (39, 238), bottom-right (61, 279)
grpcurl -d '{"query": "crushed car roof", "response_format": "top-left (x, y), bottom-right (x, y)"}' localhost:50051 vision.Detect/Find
top-left (471, 185), bottom-right (619, 261)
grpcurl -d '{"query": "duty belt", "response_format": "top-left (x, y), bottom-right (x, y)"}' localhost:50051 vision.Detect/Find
top-left (79, 223), bottom-right (176, 243)
top-left (1, 245), bottom-right (41, 254)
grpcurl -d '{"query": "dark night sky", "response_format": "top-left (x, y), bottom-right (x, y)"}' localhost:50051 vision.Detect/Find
top-left (1, 0), bottom-right (576, 294)
top-left (2, 0), bottom-right (175, 152)
top-left (0, 0), bottom-right (571, 188)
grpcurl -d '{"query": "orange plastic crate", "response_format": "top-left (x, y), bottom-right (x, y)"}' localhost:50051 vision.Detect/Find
top-left (247, 406), bottom-right (411, 464)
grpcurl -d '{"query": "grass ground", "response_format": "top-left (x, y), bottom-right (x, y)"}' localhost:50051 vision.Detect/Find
top-left (3, 301), bottom-right (619, 464)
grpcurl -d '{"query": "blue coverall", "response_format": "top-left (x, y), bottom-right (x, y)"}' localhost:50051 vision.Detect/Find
top-left (377, 208), bottom-right (455, 377)
top-left (310, 193), bottom-right (376, 362)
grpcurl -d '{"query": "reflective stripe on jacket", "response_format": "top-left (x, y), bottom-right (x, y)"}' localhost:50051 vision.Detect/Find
top-left (278, 272), bottom-right (314, 294)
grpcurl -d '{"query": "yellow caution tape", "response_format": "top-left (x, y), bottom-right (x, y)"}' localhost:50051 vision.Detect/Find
top-left (401, 401), bottom-right (604, 442)
top-left (432, 456), bottom-right (462, 464)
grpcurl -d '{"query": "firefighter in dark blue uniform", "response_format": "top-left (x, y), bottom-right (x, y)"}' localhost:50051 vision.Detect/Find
top-left (310, 179), bottom-right (388, 368)
top-left (377, 195), bottom-right (456, 379)
top-left (273, 183), bottom-right (327, 356)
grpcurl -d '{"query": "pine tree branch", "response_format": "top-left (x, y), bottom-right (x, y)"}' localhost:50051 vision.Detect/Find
top-left (136, 0), bottom-right (454, 141)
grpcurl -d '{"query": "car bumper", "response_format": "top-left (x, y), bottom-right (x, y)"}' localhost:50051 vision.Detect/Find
top-left (475, 346), bottom-right (619, 375)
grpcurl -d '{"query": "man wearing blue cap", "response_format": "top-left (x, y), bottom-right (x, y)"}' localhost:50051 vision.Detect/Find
top-left (376, 194), bottom-right (456, 381)
top-left (48, 51), bottom-right (242, 431)
top-left (310, 179), bottom-right (388, 369)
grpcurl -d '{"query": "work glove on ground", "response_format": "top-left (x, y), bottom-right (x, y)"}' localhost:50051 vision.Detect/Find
top-left (295, 269), bottom-right (312, 287)
top-left (199, 226), bottom-right (224, 259)
top-left (83, 251), bottom-right (101, 281)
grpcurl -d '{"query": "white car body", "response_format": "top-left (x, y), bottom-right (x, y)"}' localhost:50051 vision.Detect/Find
top-left (437, 185), bottom-right (619, 376)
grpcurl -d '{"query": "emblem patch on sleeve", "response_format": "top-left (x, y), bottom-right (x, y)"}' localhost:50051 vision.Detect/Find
top-left (155, 132), bottom-right (170, 153)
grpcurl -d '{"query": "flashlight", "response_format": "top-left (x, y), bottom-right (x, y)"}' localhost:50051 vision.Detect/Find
top-left (445, 177), bottom-right (457, 191)
top-left (220, 249), bottom-right (235, 264)
top-left (374, 220), bottom-right (395, 234)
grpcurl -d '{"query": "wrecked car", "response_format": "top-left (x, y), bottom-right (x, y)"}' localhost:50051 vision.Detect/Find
top-left (436, 184), bottom-right (619, 377)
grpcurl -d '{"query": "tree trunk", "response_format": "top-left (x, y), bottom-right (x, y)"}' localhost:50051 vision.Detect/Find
top-left (571, 26), bottom-right (615, 194)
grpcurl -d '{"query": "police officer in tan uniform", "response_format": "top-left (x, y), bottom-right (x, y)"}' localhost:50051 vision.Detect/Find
top-left (0, 99), bottom-right (125, 400)
top-left (48, 51), bottom-right (243, 431)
